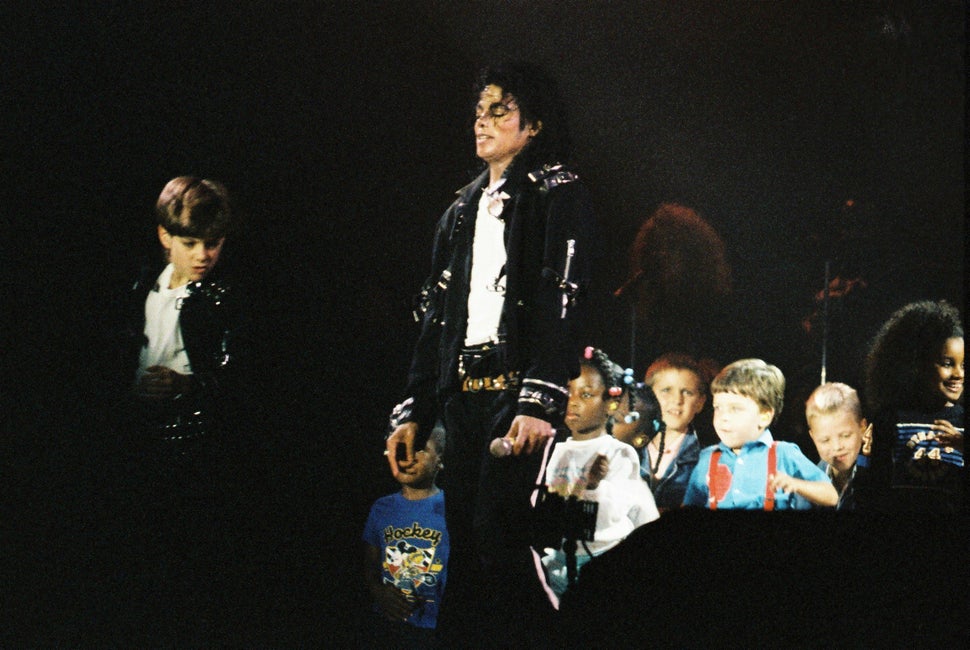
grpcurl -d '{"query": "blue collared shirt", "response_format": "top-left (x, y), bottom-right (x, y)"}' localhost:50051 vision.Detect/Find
top-left (683, 430), bottom-right (831, 510)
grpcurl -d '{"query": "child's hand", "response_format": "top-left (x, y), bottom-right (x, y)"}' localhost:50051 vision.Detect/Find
top-left (372, 583), bottom-right (417, 623)
top-left (861, 423), bottom-right (873, 456)
top-left (768, 471), bottom-right (797, 495)
top-left (135, 366), bottom-right (191, 400)
top-left (932, 419), bottom-right (963, 453)
top-left (586, 453), bottom-right (609, 490)
top-left (771, 471), bottom-right (839, 507)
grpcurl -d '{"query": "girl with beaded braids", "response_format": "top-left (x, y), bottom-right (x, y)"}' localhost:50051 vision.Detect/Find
top-left (537, 347), bottom-right (659, 601)
top-left (859, 300), bottom-right (964, 511)
top-left (610, 379), bottom-right (662, 448)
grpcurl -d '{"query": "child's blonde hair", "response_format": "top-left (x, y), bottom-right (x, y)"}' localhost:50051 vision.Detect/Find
top-left (805, 382), bottom-right (863, 426)
top-left (711, 358), bottom-right (785, 420)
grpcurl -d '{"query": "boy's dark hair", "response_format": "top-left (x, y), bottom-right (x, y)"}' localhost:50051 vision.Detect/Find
top-left (864, 300), bottom-right (964, 414)
top-left (156, 176), bottom-right (232, 239)
top-left (476, 61), bottom-right (571, 168)
top-left (711, 358), bottom-right (786, 421)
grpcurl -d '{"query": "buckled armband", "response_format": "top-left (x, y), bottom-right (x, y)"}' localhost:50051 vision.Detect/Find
top-left (387, 397), bottom-right (415, 438)
top-left (527, 163), bottom-right (579, 195)
top-left (412, 281), bottom-right (434, 322)
top-left (517, 379), bottom-right (569, 417)
top-left (412, 269), bottom-right (451, 324)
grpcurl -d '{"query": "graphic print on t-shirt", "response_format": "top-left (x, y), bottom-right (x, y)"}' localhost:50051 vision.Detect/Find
top-left (382, 522), bottom-right (446, 611)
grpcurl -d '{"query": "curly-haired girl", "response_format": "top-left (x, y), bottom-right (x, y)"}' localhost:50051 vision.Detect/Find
top-left (863, 300), bottom-right (964, 510)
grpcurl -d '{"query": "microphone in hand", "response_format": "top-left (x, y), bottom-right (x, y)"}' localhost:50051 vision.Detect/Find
top-left (489, 436), bottom-right (514, 458)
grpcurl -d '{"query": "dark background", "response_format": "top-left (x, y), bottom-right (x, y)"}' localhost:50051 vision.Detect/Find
top-left (5, 1), bottom-right (964, 645)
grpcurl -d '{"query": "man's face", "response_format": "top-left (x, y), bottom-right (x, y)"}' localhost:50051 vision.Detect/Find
top-left (809, 411), bottom-right (866, 474)
top-left (474, 84), bottom-right (536, 172)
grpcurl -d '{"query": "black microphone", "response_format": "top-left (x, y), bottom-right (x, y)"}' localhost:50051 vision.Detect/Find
top-left (489, 436), bottom-right (513, 458)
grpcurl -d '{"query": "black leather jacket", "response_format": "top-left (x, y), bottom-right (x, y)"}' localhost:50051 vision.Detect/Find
top-left (394, 158), bottom-right (595, 429)
top-left (122, 263), bottom-right (249, 438)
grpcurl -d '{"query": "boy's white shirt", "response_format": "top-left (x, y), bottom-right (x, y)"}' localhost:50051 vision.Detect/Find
top-left (136, 263), bottom-right (193, 382)
top-left (545, 435), bottom-right (660, 555)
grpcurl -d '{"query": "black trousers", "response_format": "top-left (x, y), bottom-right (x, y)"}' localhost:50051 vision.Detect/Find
top-left (436, 389), bottom-right (560, 648)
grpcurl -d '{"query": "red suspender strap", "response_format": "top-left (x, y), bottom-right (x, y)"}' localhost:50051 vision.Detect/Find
top-left (764, 441), bottom-right (777, 511)
top-left (708, 442), bottom-right (778, 511)
top-left (708, 449), bottom-right (723, 510)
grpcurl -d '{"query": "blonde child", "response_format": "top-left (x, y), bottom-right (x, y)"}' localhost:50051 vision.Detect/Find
top-left (805, 382), bottom-right (871, 509)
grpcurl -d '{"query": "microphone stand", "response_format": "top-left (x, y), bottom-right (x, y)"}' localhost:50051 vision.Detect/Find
top-left (626, 301), bottom-right (636, 374)
top-left (820, 260), bottom-right (830, 385)
top-left (564, 530), bottom-right (579, 590)
top-left (613, 270), bottom-right (645, 372)
top-left (563, 496), bottom-right (597, 591)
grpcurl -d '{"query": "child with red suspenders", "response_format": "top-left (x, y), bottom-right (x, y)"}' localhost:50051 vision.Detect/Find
top-left (682, 359), bottom-right (838, 510)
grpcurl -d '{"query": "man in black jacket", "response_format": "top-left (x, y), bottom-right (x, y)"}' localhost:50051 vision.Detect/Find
top-left (386, 62), bottom-right (594, 645)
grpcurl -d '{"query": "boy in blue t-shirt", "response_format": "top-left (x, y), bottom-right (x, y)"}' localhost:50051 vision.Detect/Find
top-left (683, 359), bottom-right (838, 510)
top-left (362, 426), bottom-right (449, 644)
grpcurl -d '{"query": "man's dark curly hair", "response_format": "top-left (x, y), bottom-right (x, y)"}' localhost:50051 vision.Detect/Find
top-left (864, 300), bottom-right (964, 414)
top-left (630, 203), bottom-right (733, 319)
top-left (476, 61), bottom-right (572, 169)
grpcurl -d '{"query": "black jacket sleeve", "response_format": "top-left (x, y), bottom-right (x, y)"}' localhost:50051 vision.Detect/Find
top-left (512, 173), bottom-right (594, 421)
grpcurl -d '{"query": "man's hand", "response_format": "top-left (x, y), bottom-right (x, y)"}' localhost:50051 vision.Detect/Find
top-left (506, 415), bottom-right (554, 456)
top-left (135, 365), bottom-right (191, 400)
top-left (386, 421), bottom-right (418, 477)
